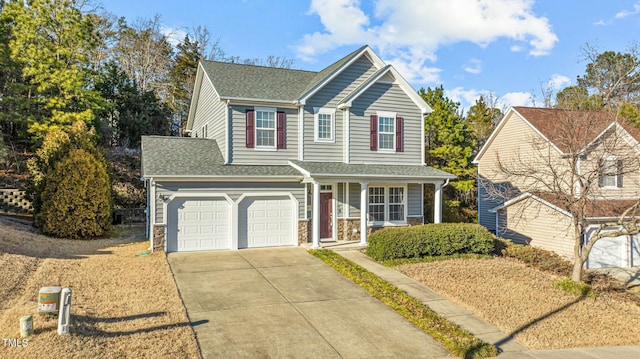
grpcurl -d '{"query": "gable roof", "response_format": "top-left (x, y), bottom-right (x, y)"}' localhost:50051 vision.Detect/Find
top-left (490, 191), bottom-right (639, 219)
top-left (474, 106), bottom-right (640, 163)
top-left (141, 136), bottom-right (300, 178)
top-left (192, 45), bottom-right (430, 113)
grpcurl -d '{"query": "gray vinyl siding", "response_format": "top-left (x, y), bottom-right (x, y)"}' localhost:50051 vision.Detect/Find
top-left (154, 181), bottom-right (305, 223)
top-left (348, 183), bottom-right (361, 217)
top-left (191, 78), bottom-right (227, 161)
top-left (408, 183), bottom-right (422, 216)
top-left (337, 183), bottom-right (345, 217)
top-left (350, 83), bottom-right (422, 165)
top-left (230, 105), bottom-right (298, 165)
top-left (303, 56), bottom-right (378, 162)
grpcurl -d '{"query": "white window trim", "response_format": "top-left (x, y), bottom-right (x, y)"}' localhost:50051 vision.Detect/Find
top-left (377, 111), bottom-right (396, 152)
top-left (600, 155), bottom-right (618, 189)
top-left (314, 107), bottom-right (336, 143)
top-left (368, 184), bottom-right (408, 225)
top-left (255, 106), bottom-right (277, 150)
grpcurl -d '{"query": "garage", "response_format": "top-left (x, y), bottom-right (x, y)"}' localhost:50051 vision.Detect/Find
top-left (167, 198), bottom-right (231, 252)
top-left (586, 229), bottom-right (640, 268)
top-left (239, 196), bottom-right (295, 248)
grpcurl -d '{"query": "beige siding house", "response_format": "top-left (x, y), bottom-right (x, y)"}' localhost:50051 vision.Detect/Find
top-left (141, 45), bottom-right (455, 253)
top-left (474, 107), bottom-right (640, 268)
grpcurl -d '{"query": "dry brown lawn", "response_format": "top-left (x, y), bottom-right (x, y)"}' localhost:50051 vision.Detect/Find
top-left (397, 257), bottom-right (640, 350)
top-left (0, 216), bottom-right (199, 359)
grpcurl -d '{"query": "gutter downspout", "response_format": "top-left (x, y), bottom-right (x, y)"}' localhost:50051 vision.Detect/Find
top-left (149, 177), bottom-right (155, 252)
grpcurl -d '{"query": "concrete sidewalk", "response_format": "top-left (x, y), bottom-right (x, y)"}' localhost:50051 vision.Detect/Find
top-left (335, 249), bottom-right (640, 359)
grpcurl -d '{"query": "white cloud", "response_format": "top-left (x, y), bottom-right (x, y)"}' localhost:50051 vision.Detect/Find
top-left (463, 58), bottom-right (482, 75)
top-left (161, 25), bottom-right (187, 48)
top-left (295, 0), bottom-right (558, 82)
top-left (615, 3), bottom-right (640, 19)
top-left (500, 92), bottom-right (534, 108)
top-left (547, 74), bottom-right (571, 91)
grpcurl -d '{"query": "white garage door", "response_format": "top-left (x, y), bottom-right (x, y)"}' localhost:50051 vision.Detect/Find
top-left (241, 197), bottom-right (294, 248)
top-left (167, 198), bottom-right (230, 252)
top-left (588, 235), bottom-right (627, 269)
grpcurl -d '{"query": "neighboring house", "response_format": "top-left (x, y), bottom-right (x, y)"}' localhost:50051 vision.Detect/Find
top-left (474, 106), bottom-right (640, 268)
top-left (141, 45), bottom-right (455, 252)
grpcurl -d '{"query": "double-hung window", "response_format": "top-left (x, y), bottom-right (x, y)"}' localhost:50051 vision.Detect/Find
top-left (370, 111), bottom-right (403, 152)
top-left (599, 156), bottom-right (621, 188)
top-left (368, 185), bottom-right (406, 224)
top-left (378, 115), bottom-right (395, 150)
top-left (255, 107), bottom-right (276, 149)
top-left (314, 108), bottom-right (335, 142)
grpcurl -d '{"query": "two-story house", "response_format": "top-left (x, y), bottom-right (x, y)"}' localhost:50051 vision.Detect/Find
top-left (141, 45), bottom-right (455, 252)
top-left (474, 106), bottom-right (640, 268)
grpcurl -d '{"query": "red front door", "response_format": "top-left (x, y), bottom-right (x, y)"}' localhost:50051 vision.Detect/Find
top-left (320, 192), bottom-right (332, 239)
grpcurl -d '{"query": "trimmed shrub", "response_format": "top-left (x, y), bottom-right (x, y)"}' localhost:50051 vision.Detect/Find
top-left (365, 223), bottom-right (495, 261)
top-left (36, 149), bottom-right (112, 238)
top-left (501, 244), bottom-right (572, 276)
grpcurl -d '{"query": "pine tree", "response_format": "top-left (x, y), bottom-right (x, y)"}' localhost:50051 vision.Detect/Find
top-left (3, 0), bottom-right (104, 139)
top-left (420, 86), bottom-right (476, 222)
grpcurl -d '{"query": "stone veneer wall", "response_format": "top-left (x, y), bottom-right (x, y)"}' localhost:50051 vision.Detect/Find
top-left (298, 220), bottom-right (311, 244)
top-left (153, 225), bottom-right (165, 251)
top-left (302, 217), bottom-right (424, 243)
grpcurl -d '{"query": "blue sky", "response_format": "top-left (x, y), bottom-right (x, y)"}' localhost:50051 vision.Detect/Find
top-left (99, 0), bottom-right (640, 111)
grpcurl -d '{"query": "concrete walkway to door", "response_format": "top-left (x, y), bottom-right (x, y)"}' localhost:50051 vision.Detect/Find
top-left (168, 247), bottom-right (450, 359)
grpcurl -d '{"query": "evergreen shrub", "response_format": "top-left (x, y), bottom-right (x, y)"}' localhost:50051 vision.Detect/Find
top-left (36, 148), bottom-right (112, 238)
top-left (365, 223), bottom-right (494, 261)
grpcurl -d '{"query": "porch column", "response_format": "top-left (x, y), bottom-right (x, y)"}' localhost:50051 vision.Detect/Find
top-left (434, 181), bottom-right (443, 224)
top-left (312, 181), bottom-right (321, 249)
top-left (360, 182), bottom-right (368, 245)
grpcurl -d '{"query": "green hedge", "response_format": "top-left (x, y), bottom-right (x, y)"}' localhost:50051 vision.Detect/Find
top-left (366, 223), bottom-right (495, 261)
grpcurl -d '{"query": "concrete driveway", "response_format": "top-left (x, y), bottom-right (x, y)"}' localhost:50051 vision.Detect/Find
top-left (168, 247), bottom-right (449, 359)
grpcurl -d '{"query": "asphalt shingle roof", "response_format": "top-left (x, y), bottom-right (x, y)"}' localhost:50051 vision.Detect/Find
top-left (199, 45), bottom-right (369, 103)
top-left (141, 136), bottom-right (455, 180)
top-left (289, 160), bottom-right (456, 179)
top-left (141, 136), bottom-right (300, 177)
top-left (199, 61), bottom-right (317, 102)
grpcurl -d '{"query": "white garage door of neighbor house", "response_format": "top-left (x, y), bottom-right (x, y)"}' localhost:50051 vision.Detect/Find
top-left (588, 235), bottom-right (627, 269)
top-left (168, 198), bottom-right (230, 252)
top-left (242, 197), bottom-right (294, 248)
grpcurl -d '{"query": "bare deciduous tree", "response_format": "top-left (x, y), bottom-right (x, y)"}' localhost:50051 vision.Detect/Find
top-left (483, 109), bottom-right (640, 281)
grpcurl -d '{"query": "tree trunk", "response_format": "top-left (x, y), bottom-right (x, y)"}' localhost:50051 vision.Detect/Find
top-left (571, 256), bottom-right (583, 282)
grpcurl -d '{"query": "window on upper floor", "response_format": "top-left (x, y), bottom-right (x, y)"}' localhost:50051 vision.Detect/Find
top-left (599, 156), bottom-right (622, 188)
top-left (378, 115), bottom-right (394, 150)
top-left (370, 112), bottom-right (403, 152)
top-left (368, 185), bottom-right (406, 224)
top-left (314, 108), bottom-right (335, 142)
top-left (246, 107), bottom-right (286, 150)
top-left (256, 108), bottom-right (275, 148)
top-left (202, 124), bottom-right (208, 138)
